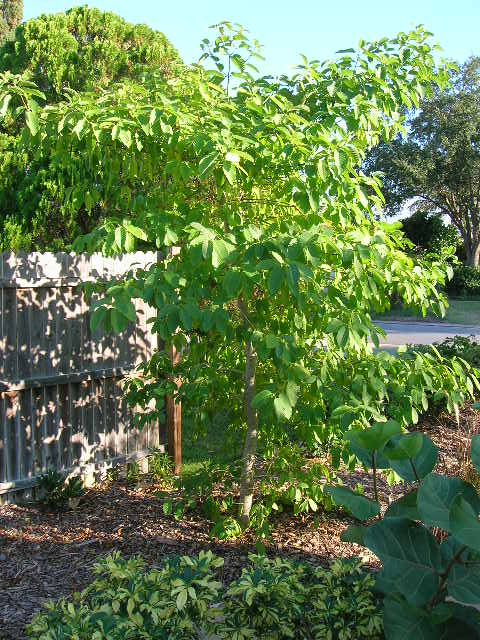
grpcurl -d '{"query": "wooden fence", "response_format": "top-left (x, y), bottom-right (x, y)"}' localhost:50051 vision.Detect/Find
top-left (0, 251), bottom-right (164, 502)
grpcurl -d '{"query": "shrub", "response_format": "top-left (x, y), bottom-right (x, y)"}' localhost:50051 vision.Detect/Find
top-left (406, 335), bottom-right (480, 369)
top-left (445, 265), bottom-right (480, 297)
top-left (401, 210), bottom-right (461, 258)
top-left (38, 469), bottom-right (84, 510)
top-left (331, 425), bottom-right (480, 638)
top-left (307, 558), bottom-right (383, 639)
top-left (27, 552), bottom-right (383, 640)
top-left (148, 448), bottom-right (175, 484)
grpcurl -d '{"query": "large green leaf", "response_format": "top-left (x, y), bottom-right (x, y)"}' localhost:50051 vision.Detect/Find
top-left (25, 108), bottom-right (39, 136)
top-left (346, 421), bottom-right (401, 470)
top-left (471, 435), bottom-right (480, 476)
top-left (440, 536), bottom-right (471, 566)
top-left (273, 393), bottom-right (292, 420)
top-left (349, 441), bottom-right (390, 469)
top-left (449, 496), bottom-right (480, 553)
top-left (340, 524), bottom-right (367, 545)
top-left (364, 518), bottom-right (442, 606)
top-left (347, 420), bottom-right (402, 452)
top-left (384, 433), bottom-right (423, 460)
top-left (418, 474), bottom-right (480, 532)
top-left (385, 489), bottom-right (419, 521)
top-left (383, 596), bottom-right (438, 640)
top-left (223, 271), bottom-right (242, 297)
top-left (324, 485), bottom-right (380, 521)
top-left (268, 265), bottom-right (284, 295)
top-left (448, 563), bottom-right (480, 606)
top-left (389, 434), bottom-right (437, 481)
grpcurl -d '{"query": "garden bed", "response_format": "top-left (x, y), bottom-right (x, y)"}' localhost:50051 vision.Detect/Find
top-left (1, 404), bottom-right (478, 640)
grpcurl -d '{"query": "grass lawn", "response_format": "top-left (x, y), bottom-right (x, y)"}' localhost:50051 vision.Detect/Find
top-left (377, 298), bottom-right (480, 325)
top-left (181, 417), bottom-right (243, 479)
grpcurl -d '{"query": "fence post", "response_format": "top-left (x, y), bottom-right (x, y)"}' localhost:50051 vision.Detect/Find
top-left (166, 344), bottom-right (182, 474)
top-left (162, 248), bottom-right (182, 474)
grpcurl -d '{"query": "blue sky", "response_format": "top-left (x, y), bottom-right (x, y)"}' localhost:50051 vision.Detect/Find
top-left (24, 1), bottom-right (480, 76)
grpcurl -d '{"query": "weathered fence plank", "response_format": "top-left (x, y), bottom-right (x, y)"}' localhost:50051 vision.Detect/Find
top-left (0, 251), bottom-right (164, 502)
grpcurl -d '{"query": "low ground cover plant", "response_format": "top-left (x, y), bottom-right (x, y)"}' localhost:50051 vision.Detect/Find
top-left (27, 551), bottom-right (383, 640)
top-left (38, 469), bottom-right (84, 511)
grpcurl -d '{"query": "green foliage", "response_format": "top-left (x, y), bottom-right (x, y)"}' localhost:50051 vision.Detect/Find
top-left (400, 209), bottom-right (461, 259)
top-left (307, 558), bottom-right (383, 639)
top-left (105, 465), bottom-right (120, 483)
top-left (365, 56), bottom-right (480, 267)
top-left (335, 427), bottom-right (480, 639)
top-left (446, 265), bottom-right (480, 297)
top-left (125, 461), bottom-right (140, 486)
top-left (148, 448), bottom-right (175, 484)
top-left (0, 0), bottom-right (22, 45)
top-left (4, 21), bottom-right (467, 526)
top-left (406, 335), bottom-right (480, 369)
top-left (27, 551), bottom-right (383, 640)
top-left (38, 469), bottom-right (84, 510)
top-left (0, 5), bottom-right (182, 252)
top-left (0, 5), bottom-right (181, 101)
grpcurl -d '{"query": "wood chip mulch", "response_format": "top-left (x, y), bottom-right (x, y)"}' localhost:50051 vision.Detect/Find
top-left (1, 405), bottom-right (479, 640)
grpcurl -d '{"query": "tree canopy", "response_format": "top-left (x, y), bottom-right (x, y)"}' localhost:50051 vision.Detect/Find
top-left (1, 23), bottom-right (455, 524)
top-left (0, 5), bottom-right (181, 101)
top-left (0, 0), bottom-right (22, 45)
top-left (365, 57), bottom-right (480, 267)
top-left (400, 209), bottom-right (462, 258)
top-left (0, 5), bottom-right (182, 252)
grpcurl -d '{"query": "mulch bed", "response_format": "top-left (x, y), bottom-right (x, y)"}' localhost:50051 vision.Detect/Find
top-left (1, 404), bottom-right (479, 640)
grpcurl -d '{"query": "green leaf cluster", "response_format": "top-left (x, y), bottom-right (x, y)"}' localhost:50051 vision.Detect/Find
top-left (27, 552), bottom-right (383, 640)
top-left (0, 5), bottom-right (182, 251)
top-left (334, 426), bottom-right (480, 639)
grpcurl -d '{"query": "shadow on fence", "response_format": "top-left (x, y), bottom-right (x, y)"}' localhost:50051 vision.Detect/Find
top-left (0, 251), bottom-right (164, 502)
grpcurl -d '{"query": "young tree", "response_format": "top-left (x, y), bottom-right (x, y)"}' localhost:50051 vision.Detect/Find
top-left (2, 24), bottom-right (452, 525)
top-left (366, 57), bottom-right (480, 267)
top-left (0, 0), bottom-right (22, 45)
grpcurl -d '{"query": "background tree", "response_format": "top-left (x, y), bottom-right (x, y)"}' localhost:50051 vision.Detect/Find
top-left (400, 209), bottom-right (462, 258)
top-left (365, 57), bottom-right (480, 267)
top-left (0, 0), bottom-right (22, 45)
top-left (0, 5), bottom-right (181, 252)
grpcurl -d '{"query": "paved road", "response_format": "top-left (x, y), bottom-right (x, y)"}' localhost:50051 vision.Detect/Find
top-left (375, 321), bottom-right (480, 348)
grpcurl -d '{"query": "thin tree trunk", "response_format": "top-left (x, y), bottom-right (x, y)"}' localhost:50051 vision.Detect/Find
top-left (238, 338), bottom-right (258, 528)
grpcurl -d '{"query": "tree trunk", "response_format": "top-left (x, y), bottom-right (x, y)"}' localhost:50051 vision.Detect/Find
top-left (238, 338), bottom-right (258, 529)
top-left (465, 240), bottom-right (480, 267)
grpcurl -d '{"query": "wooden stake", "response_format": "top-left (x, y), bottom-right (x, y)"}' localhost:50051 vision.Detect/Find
top-left (166, 343), bottom-right (182, 474)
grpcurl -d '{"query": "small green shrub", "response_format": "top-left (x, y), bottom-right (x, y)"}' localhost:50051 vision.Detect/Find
top-left (105, 465), bottom-right (120, 483)
top-left (222, 555), bottom-right (307, 639)
top-left (307, 558), bottom-right (383, 639)
top-left (446, 265), bottom-right (480, 297)
top-left (38, 469), bottom-right (84, 510)
top-left (147, 448), bottom-right (175, 484)
top-left (407, 335), bottom-right (480, 369)
top-left (125, 461), bottom-right (140, 486)
top-left (27, 552), bottom-right (382, 640)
